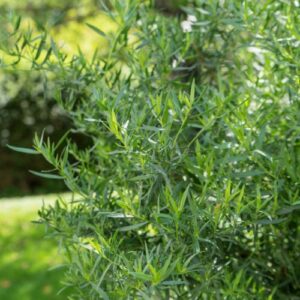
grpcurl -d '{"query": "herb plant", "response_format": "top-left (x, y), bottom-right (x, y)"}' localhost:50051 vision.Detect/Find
top-left (2, 1), bottom-right (300, 299)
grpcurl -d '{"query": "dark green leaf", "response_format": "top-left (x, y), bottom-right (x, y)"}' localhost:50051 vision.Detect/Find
top-left (277, 204), bottom-right (300, 215)
top-left (255, 218), bottom-right (287, 225)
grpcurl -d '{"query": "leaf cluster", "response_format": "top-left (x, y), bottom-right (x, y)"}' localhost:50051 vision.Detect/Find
top-left (3, 1), bottom-right (300, 299)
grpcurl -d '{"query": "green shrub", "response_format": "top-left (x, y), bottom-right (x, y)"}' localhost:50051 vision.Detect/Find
top-left (2, 0), bottom-right (300, 298)
top-left (0, 0), bottom-right (100, 196)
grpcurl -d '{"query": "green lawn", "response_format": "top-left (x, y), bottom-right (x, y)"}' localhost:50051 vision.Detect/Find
top-left (0, 194), bottom-right (72, 300)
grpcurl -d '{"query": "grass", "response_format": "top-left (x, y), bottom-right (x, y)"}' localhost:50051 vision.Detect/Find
top-left (0, 194), bottom-right (72, 300)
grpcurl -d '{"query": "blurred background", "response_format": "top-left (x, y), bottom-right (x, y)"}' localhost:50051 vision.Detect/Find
top-left (0, 1), bottom-right (183, 299)
top-left (0, 0), bottom-right (115, 198)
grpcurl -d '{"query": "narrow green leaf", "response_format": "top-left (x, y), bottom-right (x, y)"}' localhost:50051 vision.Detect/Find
top-left (255, 218), bottom-right (286, 225)
top-left (98, 212), bottom-right (134, 218)
top-left (190, 79), bottom-right (195, 106)
top-left (236, 185), bottom-right (245, 214)
top-left (161, 280), bottom-right (186, 286)
top-left (224, 180), bottom-right (232, 204)
top-left (14, 16), bottom-right (21, 31)
top-left (160, 255), bottom-right (172, 277)
top-left (86, 23), bottom-right (106, 37)
top-left (129, 272), bottom-right (152, 281)
top-left (129, 174), bottom-right (154, 181)
top-left (233, 270), bottom-right (243, 290)
top-left (54, 130), bottom-right (70, 151)
top-left (253, 149), bottom-right (272, 161)
top-left (35, 35), bottom-right (46, 60)
top-left (91, 283), bottom-right (109, 300)
top-left (7, 144), bottom-right (39, 155)
top-left (179, 184), bottom-right (190, 212)
top-left (50, 38), bottom-right (59, 59)
top-left (233, 170), bottom-right (264, 178)
top-left (29, 170), bottom-right (63, 180)
top-left (42, 47), bottom-right (52, 65)
top-left (118, 221), bottom-right (148, 232)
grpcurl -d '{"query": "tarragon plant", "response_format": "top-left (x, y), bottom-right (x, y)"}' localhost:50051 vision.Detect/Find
top-left (2, 1), bottom-right (300, 299)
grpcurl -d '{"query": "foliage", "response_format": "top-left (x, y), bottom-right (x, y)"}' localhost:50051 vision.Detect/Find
top-left (0, 195), bottom-right (72, 300)
top-left (2, 0), bottom-right (300, 299)
top-left (0, 0), bottom-right (111, 196)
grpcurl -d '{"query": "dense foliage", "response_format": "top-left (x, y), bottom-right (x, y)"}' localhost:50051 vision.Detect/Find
top-left (2, 0), bottom-right (300, 299)
top-left (0, 0), bottom-right (103, 196)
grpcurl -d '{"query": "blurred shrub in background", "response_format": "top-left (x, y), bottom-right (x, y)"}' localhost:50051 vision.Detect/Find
top-left (0, 70), bottom-right (69, 196)
top-left (1, 0), bottom-right (300, 299)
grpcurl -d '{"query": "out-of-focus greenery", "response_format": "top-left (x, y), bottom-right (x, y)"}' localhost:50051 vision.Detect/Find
top-left (0, 71), bottom-right (69, 197)
top-left (0, 194), bottom-right (72, 300)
